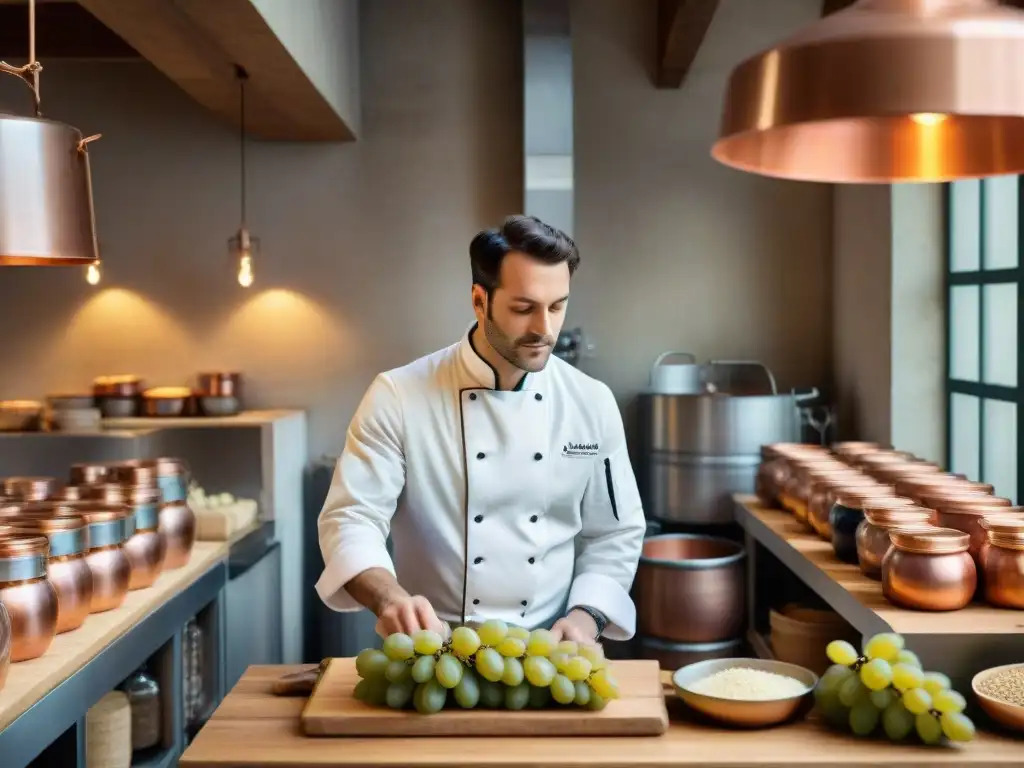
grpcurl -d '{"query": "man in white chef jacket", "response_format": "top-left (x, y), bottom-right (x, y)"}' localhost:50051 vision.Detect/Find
top-left (315, 215), bottom-right (646, 645)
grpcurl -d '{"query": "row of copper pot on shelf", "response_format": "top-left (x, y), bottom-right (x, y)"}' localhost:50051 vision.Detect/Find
top-left (0, 458), bottom-right (198, 692)
top-left (757, 441), bottom-right (1024, 613)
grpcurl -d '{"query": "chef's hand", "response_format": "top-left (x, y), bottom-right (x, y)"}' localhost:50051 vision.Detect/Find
top-left (374, 593), bottom-right (446, 638)
top-left (550, 608), bottom-right (601, 647)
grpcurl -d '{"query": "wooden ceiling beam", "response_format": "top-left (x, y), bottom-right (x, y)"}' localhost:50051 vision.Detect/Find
top-left (75, 0), bottom-right (356, 141)
top-left (655, 0), bottom-right (719, 89)
top-left (0, 1), bottom-right (138, 59)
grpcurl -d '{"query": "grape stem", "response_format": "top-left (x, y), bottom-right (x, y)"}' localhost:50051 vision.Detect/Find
top-left (849, 657), bottom-right (868, 672)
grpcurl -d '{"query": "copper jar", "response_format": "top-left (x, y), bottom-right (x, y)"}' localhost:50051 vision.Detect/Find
top-left (829, 487), bottom-right (901, 564)
top-left (153, 458), bottom-right (195, 569)
top-left (153, 457), bottom-right (190, 503)
top-left (0, 600), bottom-right (10, 691)
top-left (2, 477), bottom-right (58, 502)
top-left (198, 372), bottom-right (242, 398)
top-left (895, 475), bottom-right (992, 504)
top-left (867, 461), bottom-right (944, 483)
top-left (809, 477), bottom-right (885, 540)
top-left (7, 513), bottom-right (92, 634)
top-left (636, 534), bottom-right (745, 643)
top-left (70, 462), bottom-right (112, 486)
top-left (927, 498), bottom-right (1019, 565)
top-left (80, 507), bottom-right (132, 613)
top-left (107, 459), bottom-right (159, 487)
top-left (830, 441), bottom-right (882, 461)
top-left (853, 451), bottom-right (915, 470)
top-left (978, 517), bottom-right (1024, 609)
top-left (784, 459), bottom-right (850, 522)
top-left (855, 507), bottom-right (935, 580)
top-left (756, 444), bottom-right (825, 506)
top-left (0, 534), bottom-right (58, 661)
top-left (122, 484), bottom-right (167, 590)
top-left (881, 528), bottom-right (977, 611)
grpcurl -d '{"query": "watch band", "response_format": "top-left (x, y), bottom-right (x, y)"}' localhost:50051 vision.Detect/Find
top-left (570, 605), bottom-right (608, 638)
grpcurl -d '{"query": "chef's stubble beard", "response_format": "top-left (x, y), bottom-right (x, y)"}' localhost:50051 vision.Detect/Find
top-left (483, 304), bottom-right (552, 373)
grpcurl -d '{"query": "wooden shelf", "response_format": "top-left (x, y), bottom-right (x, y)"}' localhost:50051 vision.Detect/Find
top-left (101, 409), bottom-right (304, 430)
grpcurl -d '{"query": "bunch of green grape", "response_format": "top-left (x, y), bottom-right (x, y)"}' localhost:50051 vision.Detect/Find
top-left (353, 619), bottom-right (621, 715)
top-left (814, 632), bottom-right (975, 745)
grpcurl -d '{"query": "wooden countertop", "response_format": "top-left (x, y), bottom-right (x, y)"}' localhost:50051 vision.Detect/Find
top-left (737, 496), bottom-right (1024, 635)
top-left (180, 665), bottom-right (1022, 767)
top-left (0, 540), bottom-right (228, 731)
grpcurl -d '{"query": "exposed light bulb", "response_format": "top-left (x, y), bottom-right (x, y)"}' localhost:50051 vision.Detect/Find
top-left (910, 112), bottom-right (947, 127)
top-left (237, 253), bottom-right (254, 287)
top-left (86, 261), bottom-right (101, 286)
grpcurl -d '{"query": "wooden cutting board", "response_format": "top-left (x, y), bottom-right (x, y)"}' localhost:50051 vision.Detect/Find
top-left (301, 657), bottom-right (669, 737)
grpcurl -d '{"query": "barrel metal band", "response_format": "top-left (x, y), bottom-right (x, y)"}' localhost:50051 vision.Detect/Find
top-left (48, 528), bottom-right (85, 558)
top-left (132, 502), bottom-right (159, 531)
top-left (87, 519), bottom-right (126, 549)
top-left (0, 553), bottom-right (46, 582)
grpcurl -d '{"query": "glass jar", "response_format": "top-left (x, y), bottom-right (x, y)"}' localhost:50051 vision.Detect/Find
top-left (855, 507), bottom-right (934, 580)
top-left (124, 666), bottom-right (161, 751)
top-left (183, 618), bottom-right (205, 725)
top-left (882, 528), bottom-right (976, 611)
top-left (979, 516), bottom-right (1024, 609)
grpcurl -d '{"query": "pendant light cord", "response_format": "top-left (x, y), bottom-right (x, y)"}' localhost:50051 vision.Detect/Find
top-left (0, 0), bottom-right (43, 116)
top-left (238, 65), bottom-right (248, 228)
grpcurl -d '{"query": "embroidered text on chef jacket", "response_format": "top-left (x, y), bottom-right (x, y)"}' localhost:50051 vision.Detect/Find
top-left (315, 324), bottom-right (647, 640)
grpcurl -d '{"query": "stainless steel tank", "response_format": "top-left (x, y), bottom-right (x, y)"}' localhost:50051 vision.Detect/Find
top-left (638, 357), bottom-right (818, 525)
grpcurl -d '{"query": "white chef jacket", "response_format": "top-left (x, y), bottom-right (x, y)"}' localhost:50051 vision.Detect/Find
top-left (315, 323), bottom-right (646, 640)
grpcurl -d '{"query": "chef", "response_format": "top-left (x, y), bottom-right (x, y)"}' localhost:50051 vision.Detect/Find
top-left (315, 214), bottom-right (646, 646)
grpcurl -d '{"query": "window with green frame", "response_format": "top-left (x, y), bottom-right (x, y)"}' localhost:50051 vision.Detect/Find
top-left (946, 176), bottom-right (1019, 504)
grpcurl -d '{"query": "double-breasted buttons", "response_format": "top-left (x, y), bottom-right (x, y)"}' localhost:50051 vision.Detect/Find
top-left (474, 515), bottom-right (483, 523)
top-left (528, 557), bottom-right (535, 564)
top-left (520, 600), bottom-right (527, 606)
top-left (476, 452), bottom-right (485, 460)
top-left (473, 598), bottom-right (480, 605)
top-left (535, 393), bottom-right (542, 401)
top-left (530, 515), bottom-right (538, 523)
top-left (474, 557), bottom-right (483, 564)
top-left (534, 452), bottom-right (543, 461)
top-left (469, 392), bottom-right (477, 400)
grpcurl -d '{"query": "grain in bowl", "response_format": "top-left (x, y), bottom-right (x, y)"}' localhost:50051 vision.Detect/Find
top-left (688, 666), bottom-right (808, 701)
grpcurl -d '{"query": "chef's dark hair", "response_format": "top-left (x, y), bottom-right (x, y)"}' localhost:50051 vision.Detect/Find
top-left (469, 215), bottom-right (579, 298)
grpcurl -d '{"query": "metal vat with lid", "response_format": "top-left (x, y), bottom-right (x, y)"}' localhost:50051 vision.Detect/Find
top-left (637, 355), bottom-right (818, 525)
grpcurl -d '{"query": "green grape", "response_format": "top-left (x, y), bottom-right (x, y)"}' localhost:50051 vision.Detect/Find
top-left (579, 644), bottom-right (606, 670)
top-left (915, 712), bottom-right (943, 745)
top-left (869, 687), bottom-right (897, 710)
top-left (526, 628), bottom-right (556, 657)
top-left (413, 679), bottom-right (447, 714)
top-left (435, 653), bottom-right (464, 689)
top-left (814, 689), bottom-right (849, 729)
top-left (818, 664), bottom-right (855, 693)
top-left (355, 648), bottom-right (389, 679)
top-left (564, 656), bottom-right (593, 682)
top-left (524, 656), bottom-right (557, 687)
top-left (940, 711), bottom-right (976, 742)
top-left (453, 669), bottom-right (480, 709)
top-left (474, 647), bottom-right (505, 682)
top-left (859, 659), bottom-right (893, 691)
top-left (556, 640), bottom-right (579, 656)
top-left (881, 700), bottom-right (915, 741)
top-left (354, 677), bottom-right (389, 706)
top-left (496, 637), bottom-right (526, 658)
top-left (902, 687), bottom-right (932, 715)
top-left (826, 639), bottom-right (859, 666)
top-left (849, 701), bottom-right (880, 736)
top-left (411, 654), bottom-right (436, 684)
top-left (896, 649), bottom-right (922, 668)
top-left (501, 657), bottom-right (524, 687)
top-left (550, 674), bottom-right (576, 705)
top-left (586, 690), bottom-right (608, 711)
top-left (528, 684), bottom-right (552, 708)
top-left (478, 619), bottom-right (508, 647)
top-left (385, 679), bottom-right (415, 709)
top-left (478, 680), bottom-right (504, 708)
top-left (863, 633), bottom-right (904, 662)
top-left (933, 689), bottom-right (966, 714)
top-left (891, 662), bottom-right (924, 692)
top-left (922, 672), bottom-right (951, 696)
top-left (838, 675), bottom-right (869, 707)
top-left (504, 681), bottom-right (530, 710)
top-left (382, 632), bottom-right (415, 661)
top-left (411, 629), bottom-right (443, 656)
top-left (450, 626), bottom-right (482, 658)
top-left (507, 625), bottom-right (530, 641)
top-left (550, 652), bottom-right (571, 672)
top-left (573, 680), bottom-right (591, 707)
top-left (385, 659), bottom-right (412, 683)
top-left (589, 668), bottom-right (619, 700)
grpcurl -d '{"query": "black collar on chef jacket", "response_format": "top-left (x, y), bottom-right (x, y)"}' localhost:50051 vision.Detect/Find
top-left (464, 321), bottom-right (530, 392)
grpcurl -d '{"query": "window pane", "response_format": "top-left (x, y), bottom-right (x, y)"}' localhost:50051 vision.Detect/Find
top-left (982, 283), bottom-right (1018, 387)
top-left (983, 175), bottom-right (1019, 270)
top-left (950, 285), bottom-right (980, 381)
top-left (950, 393), bottom-right (981, 480)
top-left (983, 399), bottom-right (1017, 503)
top-left (950, 179), bottom-right (981, 272)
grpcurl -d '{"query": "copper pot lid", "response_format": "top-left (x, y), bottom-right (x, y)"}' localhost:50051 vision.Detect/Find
top-left (860, 497), bottom-right (920, 513)
top-left (923, 493), bottom-right (1013, 512)
top-left (831, 441), bottom-right (883, 455)
top-left (69, 462), bottom-right (112, 485)
top-left (2, 476), bottom-right (57, 498)
top-left (83, 483), bottom-right (126, 504)
top-left (124, 484), bottom-right (160, 505)
top-left (143, 386), bottom-right (192, 400)
top-left (81, 507), bottom-right (129, 524)
top-left (834, 487), bottom-right (898, 507)
top-left (864, 509), bottom-right (935, 529)
top-left (889, 527), bottom-right (970, 555)
top-left (5, 511), bottom-right (85, 533)
top-left (0, 533), bottom-right (49, 558)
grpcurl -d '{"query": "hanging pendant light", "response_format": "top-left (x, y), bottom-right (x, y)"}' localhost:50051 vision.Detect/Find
top-left (712, 0), bottom-right (1024, 183)
top-left (0, 0), bottom-right (102, 264)
top-left (228, 66), bottom-right (257, 288)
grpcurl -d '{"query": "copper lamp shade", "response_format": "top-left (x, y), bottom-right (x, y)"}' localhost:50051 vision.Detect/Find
top-left (712, 0), bottom-right (1024, 183)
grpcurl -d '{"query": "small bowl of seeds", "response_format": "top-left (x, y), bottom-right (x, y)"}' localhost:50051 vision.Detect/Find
top-left (972, 663), bottom-right (1024, 732)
